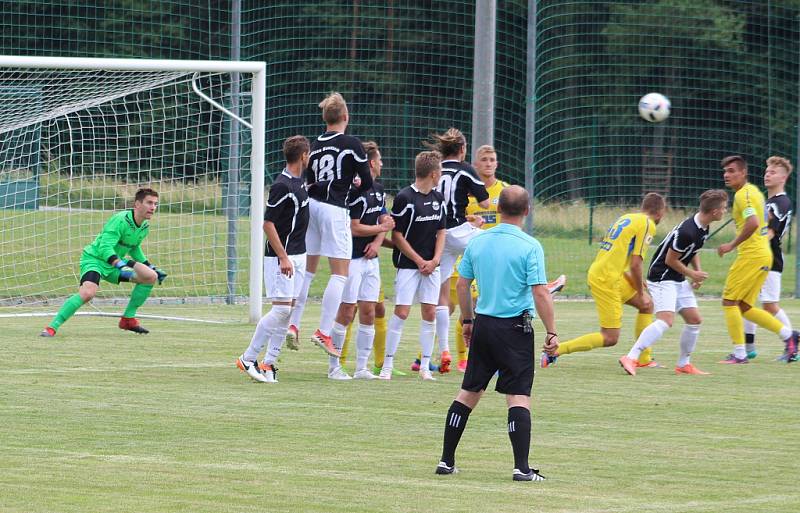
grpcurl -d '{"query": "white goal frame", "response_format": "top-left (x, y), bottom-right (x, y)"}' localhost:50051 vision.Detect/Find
top-left (0, 56), bottom-right (267, 322)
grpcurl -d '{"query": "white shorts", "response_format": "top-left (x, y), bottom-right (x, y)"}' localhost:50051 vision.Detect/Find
top-left (342, 257), bottom-right (381, 303)
top-left (264, 253), bottom-right (307, 301)
top-left (305, 198), bottom-right (352, 259)
top-left (759, 270), bottom-right (782, 303)
top-left (440, 222), bottom-right (482, 283)
top-left (395, 267), bottom-right (442, 306)
top-left (647, 280), bottom-right (698, 313)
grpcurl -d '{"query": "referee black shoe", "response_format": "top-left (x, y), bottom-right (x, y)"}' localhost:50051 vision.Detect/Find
top-left (435, 461), bottom-right (458, 475)
top-left (513, 468), bottom-right (546, 481)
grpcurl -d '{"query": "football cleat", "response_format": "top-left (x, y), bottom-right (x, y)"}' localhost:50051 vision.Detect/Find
top-left (439, 351), bottom-right (452, 374)
top-left (285, 324), bottom-right (300, 351)
top-left (746, 350), bottom-right (758, 360)
top-left (618, 356), bottom-right (637, 376)
top-left (327, 366), bottom-right (353, 381)
top-left (674, 363), bottom-right (710, 375)
top-left (311, 329), bottom-right (340, 357)
top-left (373, 365), bottom-right (407, 376)
top-left (540, 352), bottom-right (557, 368)
top-left (257, 362), bottom-right (278, 382)
top-left (420, 369), bottom-right (437, 381)
top-left (718, 354), bottom-right (749, 364)
top-left (39, 327), bottom-right (56, 337)
top-left (377, 367), bottom-right (393, 380)
top-left (236, 356), bottom-right (269, 383)
top-left (513, 468), bottom-right (546, 481)
top-left (411, 358), bottom-right (439, 372)
top-left (353, 369), bottom-right (378, 380)
top-left (119, 317), bottom-right (149, 334)
top-left (784, 331), bottom-right (799, 363)
top-left (546, 274), bottom-right (567, 295)
top-left (457, 360), bottom-right (468, 373)
top-left (636, 360), bottom-right (664, 368)
top-left (435, 461), bottom-right (458, 475)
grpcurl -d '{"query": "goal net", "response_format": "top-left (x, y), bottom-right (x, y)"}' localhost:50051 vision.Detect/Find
top-left (0, 57), bottom-right (266, 322)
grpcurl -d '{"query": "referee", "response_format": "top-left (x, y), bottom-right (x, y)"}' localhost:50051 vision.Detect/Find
top-left (435, 185), bottom-right (558, 482)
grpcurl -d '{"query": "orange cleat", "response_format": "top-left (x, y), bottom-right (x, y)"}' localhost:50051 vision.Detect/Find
top-left (675, 363), bottom-right (710, 375)
top-left (457, 360), bottom-right (468, 373)
top-left (119, 317), bottom-right (149, 334)
top-left (618, 356), bottom-right (637, 376)
top-left (636, 360), bottom-right (663, 368)
top-left (439, 351), bottom-right (452, 374)
top-left (285, 324), bottom-right (300, 351)
top-left (39, 327), bottom-right (56, 337)
top-left (311, 329), bottom-right (340, 357)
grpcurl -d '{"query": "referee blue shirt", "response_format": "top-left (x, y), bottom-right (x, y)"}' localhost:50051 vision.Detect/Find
top-left (458, 223), bottom-right (548, 318)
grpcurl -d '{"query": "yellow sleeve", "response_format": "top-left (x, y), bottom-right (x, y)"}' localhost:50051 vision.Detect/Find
top-left (632, 217), bottom-right (652, 257)
top-left (736, 187), bottom-right (756, 220)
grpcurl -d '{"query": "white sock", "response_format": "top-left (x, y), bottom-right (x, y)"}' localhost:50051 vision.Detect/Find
top-left (627, 319), bottom-right (669, 359)
top-left (243, 304), bottom-right (291, 362)
top-left (329, 322), bottom-right (347, 370)
top-left (677, 324), bottom-right (700, 367)
top-left (776, 309), bottom-right (792, 332)
top-left (435, 306), bottom-right (450, 353)
top-left (289, 271), bottom-right (315, 328)
top-left (419, 319), bottom-right (436, 371)
top-left (319, 274), bottom-right (347, 335)
top-left (744, 319), bottom-right (757, 335)
top-left (733, 344), bottom-right (747, 359)
top-left (355, 324), bottom-right (375, 372)
top-left (778, 325), bottom-right (792, 340)
top-left (382, 314), bottom-right (405, 371)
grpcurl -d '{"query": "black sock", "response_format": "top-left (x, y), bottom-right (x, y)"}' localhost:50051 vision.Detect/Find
top-left (440, 400), bottom-right (472, 467)
top-left (745, 333), bottom-right (755, 349)
top-left (508, 406), bottom-right (531, 473)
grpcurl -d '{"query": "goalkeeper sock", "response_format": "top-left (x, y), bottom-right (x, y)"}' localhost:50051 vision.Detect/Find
top-left (743, 307), bottom-right (792, 340)
top-left (440, 400), bottom-right (472, 467)
top-left (556, 332), bottom-right (604, 355)
top-left (122, 284), bottom-right (153, 318)
top-left (435, 306), bottom-right (450, 353)
top-left (50, 293), bottom-right (85, 330)
top-left (340, 321), bottom-right (355, 366)
top-left (373, 315), bottom-right (387, 368)
top-left (319, 274), bottom-right (347, 335)
top-left (508, 406), bottom-right (532, 474)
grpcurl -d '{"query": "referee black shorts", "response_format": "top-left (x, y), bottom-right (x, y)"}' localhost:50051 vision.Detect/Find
top-left (461, 313), bottom-right (535, 396)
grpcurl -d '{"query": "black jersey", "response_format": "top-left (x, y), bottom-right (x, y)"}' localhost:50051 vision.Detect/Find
top-left (391, 184), bottom-right (447, 269)
top-left (263, 169), bottom-right (310, 257)
top-left (766, 192), bottom-right (793, 273)
top-left (349, 181), bottom-right (387, 259)
top-left (305, 131), bottom-right (373, 208)
top-left (436, 160), bottom-right (489, 229)
top-left (647, 214), bottom-right (709, 283)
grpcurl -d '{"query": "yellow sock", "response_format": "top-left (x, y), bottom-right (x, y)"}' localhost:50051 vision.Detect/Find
top-left (635, 313), bottom-right (654, 364)
top-left (455, 320), bottom-right (467, 362)
top-left (724, 305), bottom-right (745, 344)
top-left (743, 307), bottom-right (785, 335)
top-left (373, 316), bottom-right (386, 369)
top-left (340, 322), bottom-right (354, 366)
top-left (557, 333), bottom-right (604, 355)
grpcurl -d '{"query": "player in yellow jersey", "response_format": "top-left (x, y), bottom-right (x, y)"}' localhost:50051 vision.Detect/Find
top-left (716, 155), bottom-right (798, 363)
top-left (542, 193), bottom-right (666, 367)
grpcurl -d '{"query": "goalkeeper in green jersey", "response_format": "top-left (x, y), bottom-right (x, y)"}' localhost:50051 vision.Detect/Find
top-left (40, 188), bottom-right (167, 336)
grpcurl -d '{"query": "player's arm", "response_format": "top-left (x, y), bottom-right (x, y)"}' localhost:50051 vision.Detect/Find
top-left (527, 242), bottom-right (558, 352)
top-left (466, 168), bottom-right (490, 209)
top-left (456, 248), bottom-right (476, 344)
top-left (126, 244), bottom-right (167, 285)
top-left (665, 248), bottom-right (707, 283)
top-left (432, 228), bottom-right (445, 266)
top-left (95, 217), bottom-right (126, 265)
top-left (263, 183), bottom-right (294, 276)
top-left (352, 144), bottom-right (373, 193)
top-left (628, 255), bottom-right (646, 295)
top-left (718, 214), bottom-right (758, 256)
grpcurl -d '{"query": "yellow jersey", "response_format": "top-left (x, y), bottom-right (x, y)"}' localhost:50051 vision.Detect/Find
top-left (589, 212), bottom-right (655, 280)
top-left (732, 182), bottom-right (770, 258)
top-left (466, 179), bottom-right (509, 229)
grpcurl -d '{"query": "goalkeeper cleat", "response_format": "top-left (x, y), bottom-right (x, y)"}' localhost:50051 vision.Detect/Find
top-left (257, 362), bottom-right (278, 383)
top-left (285, 324), bottom-right (300, 351)
top-left (236, 356), bottom-right (269, 383)
top-left (546, 274), bottom-right (567, 295)
top-left (513, 468), bottom-right (546, 482)
top-left (353, 369), bottom-right (378, 380)
top-left (420, 369), bottom-right (437, 381)
top-left (435, 461), bottom-right (458, 475)
top-left (311, 329), bottom-right (340, 357)
top-left (718, 354), bottom-right (749, 364)
top-left (540, 352), bottom-right (557, 368)
top-left (39, 327), bottom-right (56, 337)
top-left (439, 351), bottom-right (452, 374)
top-left (674, 363), bottom-right (710, 375)
top-left (327, 366), bottom-right (353, 381)
top-left (618, 356), bottom-right (637, 376)
top-left (457, 360), bottom-right (468, 373)
top-left (119, 317), bottom-right (149, 334)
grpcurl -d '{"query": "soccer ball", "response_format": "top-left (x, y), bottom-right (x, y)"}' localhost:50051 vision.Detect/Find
top-left (638, 93), bottom-right (671, 123)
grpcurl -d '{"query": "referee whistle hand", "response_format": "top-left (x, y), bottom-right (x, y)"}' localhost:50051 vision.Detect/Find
top-left (462, 324), bottom-right (473, 347)
top-left (543, 336), bottom-right (559, 355)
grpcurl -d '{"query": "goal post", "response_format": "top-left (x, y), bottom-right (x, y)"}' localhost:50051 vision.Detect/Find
top-left (0, 56), bottom-right (266, 323)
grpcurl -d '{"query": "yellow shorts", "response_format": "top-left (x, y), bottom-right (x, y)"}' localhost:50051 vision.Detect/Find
top-left (588, 273), bottom-right (636, 329)
top-left (723, 254), bottom-right (772, 305)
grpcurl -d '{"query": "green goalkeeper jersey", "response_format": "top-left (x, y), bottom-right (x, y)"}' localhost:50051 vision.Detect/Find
top-left (82, 209), bottom-right (149, 265)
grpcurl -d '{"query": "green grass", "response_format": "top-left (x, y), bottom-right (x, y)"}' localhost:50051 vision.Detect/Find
top-left (1, 301), bottom-right (799, 512)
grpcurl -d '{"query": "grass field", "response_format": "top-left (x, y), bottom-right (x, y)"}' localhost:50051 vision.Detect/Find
top-left (2, 301), bottom-right (798, 513)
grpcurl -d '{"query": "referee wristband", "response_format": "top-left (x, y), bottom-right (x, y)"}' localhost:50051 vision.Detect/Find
top-left (461, 319), bottom-right (473, 325)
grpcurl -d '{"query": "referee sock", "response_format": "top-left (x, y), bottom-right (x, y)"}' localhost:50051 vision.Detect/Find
top-left (122, 283), bottom-right (153, 318)
top-left (435, 306), bottom-right (450, 353)
top-left (742, 307), bottom-right (792, 340)
top-left (557, 332), bottom-right (604, 355)
top-left (441, 400), bottom-right (472, 467)
top-left (508, 406), bottom-right (531, 474)
top-left (289, 271), bottom-right (315, 329)
top-left (50, 293), bottom-right (86, 330)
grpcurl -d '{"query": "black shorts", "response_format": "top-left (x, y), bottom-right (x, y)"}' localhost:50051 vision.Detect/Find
top-left (79, 271), bottom-right (101, 285)
top-left (460, 313), bottom-right (535, 396)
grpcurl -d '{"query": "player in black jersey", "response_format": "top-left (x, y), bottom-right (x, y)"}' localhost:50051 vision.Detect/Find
top-left (237, 136), bottom-right (310, 383)
top-left (287, 93), bottom-right (374, 358)
top-left (326, 141), bottom-right (394, 380)
top-left (379, 151), bottom-right (447, 380)
top-left (425, 128), bottom-right (489, 374)
top-left (618, 190), bottom-right (728, 376)
top-left (745, 156), bottom-right (795, 360)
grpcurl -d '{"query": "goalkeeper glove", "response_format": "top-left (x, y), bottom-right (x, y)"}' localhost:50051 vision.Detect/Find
top-left (148, 264), bottom-right (168, 285)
